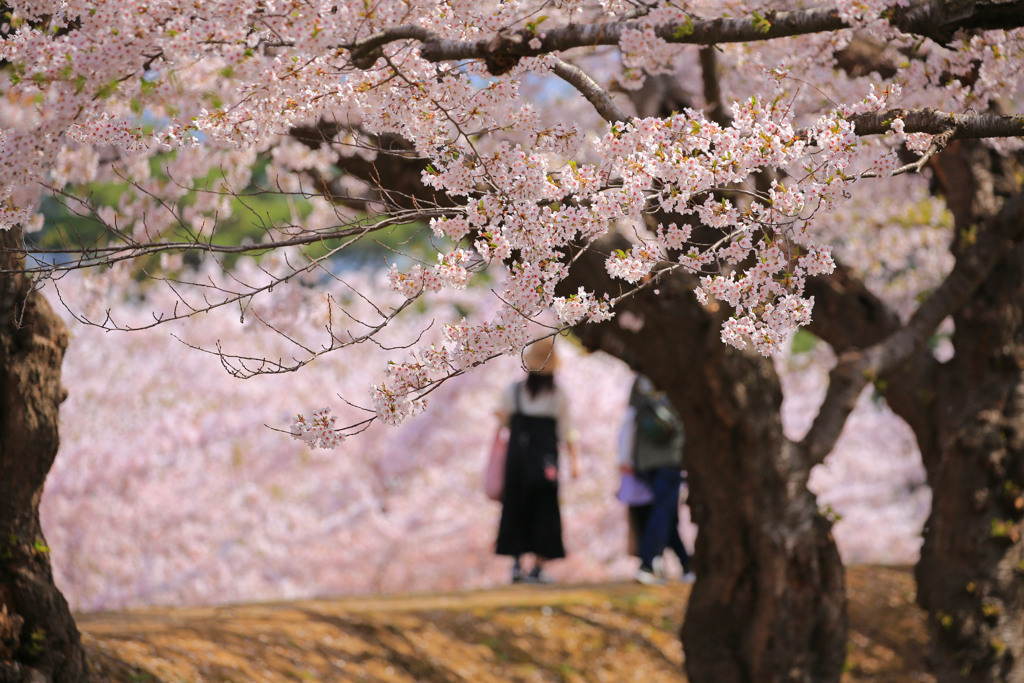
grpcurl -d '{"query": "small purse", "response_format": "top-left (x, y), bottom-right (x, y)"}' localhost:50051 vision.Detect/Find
top-left (616, 471), bottom-right (654, 506)
top-left (484, 427), bottom-right (509, 501)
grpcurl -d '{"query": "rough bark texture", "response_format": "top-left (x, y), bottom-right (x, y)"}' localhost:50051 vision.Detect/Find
top-left (564, 238), bottom-right (847, 683)
top-left (905, 143), bottom-right (1024, 683)
top-left (809, 140), bottom-right (1024, 682)
top-left (0, 226), bottom-right (88, 683)
top-left (906, 253), bottom-right (1024, 682)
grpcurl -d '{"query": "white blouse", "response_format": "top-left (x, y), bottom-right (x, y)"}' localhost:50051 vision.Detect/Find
top-left (495, 381), bottom-right (577, 444)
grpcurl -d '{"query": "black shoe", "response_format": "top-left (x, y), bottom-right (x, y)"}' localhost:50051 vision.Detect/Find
top-left (512, 565), bottom-right (525, 583)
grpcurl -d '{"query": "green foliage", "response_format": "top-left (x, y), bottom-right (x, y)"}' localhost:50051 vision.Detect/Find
top-left (34, 152), bottom-right (443, 273)
top-left (989, 518), bottom-right (1019, 541)
top-left (981, 602), bottom-right (1001, 619)
top-left (818, 503), bottom-right (842, 524)
top-left (752, 11), bottom-right (772, 34)
top-left (19, 627), bottom-right (46, 659)
top-left (0, 534), bottom-right (14, 563)
top-left (524, 15), bottom-right (547, 35)
top-left (673, 16), bottom-right (694, 38)
top-left (790, 328), bottom-right (818, 354)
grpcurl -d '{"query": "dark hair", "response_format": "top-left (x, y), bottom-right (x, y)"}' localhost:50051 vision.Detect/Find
top-left (525, 372), bottom-right (555, 397)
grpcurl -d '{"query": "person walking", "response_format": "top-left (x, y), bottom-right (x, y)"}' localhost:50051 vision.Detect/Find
top-left (494, 336), bottom-right (580, 584)
top-left (619, 374), bottom-right (693, 585)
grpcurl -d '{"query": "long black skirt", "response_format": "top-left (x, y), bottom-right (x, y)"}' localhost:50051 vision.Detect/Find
top-left (495, 412), bottom-right (565, 559)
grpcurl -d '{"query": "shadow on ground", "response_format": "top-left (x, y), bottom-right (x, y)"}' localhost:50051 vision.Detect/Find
top-left (78, 565), bottom-right (931, 682)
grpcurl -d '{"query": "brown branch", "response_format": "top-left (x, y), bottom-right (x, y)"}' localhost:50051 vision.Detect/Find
top-left (549, 58), bottom-right (627, 123)
top-left (850, 108), bottom-right (1024, 139)
top-left (799, 189), bottom-right (1024, 464)
top-left (805, 263), bottom-right (901, 352)
top-left (345, 3), bottom-right (1024, 68)
top-left (699, 46), bottom-right (731, 128)
top-left (892, 0), bottom-right (1024, 45)
top-left (346, 9), bottom-right (849, 66)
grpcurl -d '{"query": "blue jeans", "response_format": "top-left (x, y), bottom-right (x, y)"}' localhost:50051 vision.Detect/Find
top-left (638, 467), bottom-right (683, 570)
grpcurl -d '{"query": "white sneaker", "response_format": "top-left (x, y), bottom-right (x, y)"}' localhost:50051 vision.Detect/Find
top-left (651, 556), bottom-right (665, 578)
top-left (635, 567), bottom-right (666, 586)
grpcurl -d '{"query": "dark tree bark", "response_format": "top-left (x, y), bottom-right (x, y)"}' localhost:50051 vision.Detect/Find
top-left (914, 266), bottom-right (1024, 682)
top-left (888, 141), bottom-right (1024, 679)
top-left (906, 143), bottom-right (1024, 683)
top-left (564, 238), bottom-right (847, 683)
top-left (808, 140), bottom-right (1024, 682)
top-left (0, 226), bottom-right (88, 683)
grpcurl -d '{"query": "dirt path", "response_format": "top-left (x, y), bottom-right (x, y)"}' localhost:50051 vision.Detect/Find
top-left (78, 566), bottom-right (931, 682)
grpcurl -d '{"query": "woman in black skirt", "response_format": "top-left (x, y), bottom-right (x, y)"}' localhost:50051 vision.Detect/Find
top-left (494, 336), bottom-right (580, 584)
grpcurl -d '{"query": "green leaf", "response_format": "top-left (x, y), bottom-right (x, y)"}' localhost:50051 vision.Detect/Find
top-left (525, 15), bottom-right (548, 35)
top-left (95, 79), bottom-right (119, 99)
top-left (673, 16), bottom-right (694, 38)
top-left (752, 11), bottom-right (772, 34)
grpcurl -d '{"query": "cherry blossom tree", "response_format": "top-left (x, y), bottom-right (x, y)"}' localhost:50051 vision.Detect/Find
top-left (40, 270), bottom-right (925, 613)
top-left (43, 272), bottom-right (640, 609)
top-left (2, 0), bottom-right (1024, 681)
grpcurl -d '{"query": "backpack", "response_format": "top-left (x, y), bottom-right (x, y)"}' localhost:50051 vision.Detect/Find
top-left (632, 395), bottom-right (685, 472)
top-left (636, 399), bottom-right (679, 445)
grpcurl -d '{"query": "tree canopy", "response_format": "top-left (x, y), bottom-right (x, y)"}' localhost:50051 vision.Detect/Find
top-left (2, 1), bottom-right (1022, 441)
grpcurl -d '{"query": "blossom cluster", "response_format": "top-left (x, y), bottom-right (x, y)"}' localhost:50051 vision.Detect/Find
top-left (290, 408), bottom-right (344, 450)
top-left (0, 0), bottom-right (1020, 429)
top-left (386, 249), bottom-right (472, 299)
top-left (41, 271), bottom-right (930, 611)
top-left (552, 287), bottom-right (614, 326)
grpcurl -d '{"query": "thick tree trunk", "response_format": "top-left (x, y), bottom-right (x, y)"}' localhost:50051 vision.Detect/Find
top-left (809, 140), bottom-right (1024, 682)
top-left (912, 244), bottom-right (1024, 683)
top-left (813, 266), bottom-right (1024, 683)
top-left (0, 226), bottom-right (88, 683)
top-left (903, 143), bottom-right (1024, 683)
top-left (565, 239), bottom-right (847, 683)
top-left (681, 347), bottom-right (847, 683)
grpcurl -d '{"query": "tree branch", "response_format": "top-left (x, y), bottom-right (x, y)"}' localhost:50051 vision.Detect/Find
top-left (892, 0), bottom-right (1024, 45)
top-left (699, 46), bottom-right (730, 128)
top-left (549, 58), bottom-right (627, 123)
top-left (345, 3), bottom-right (1024, 70)
top-left (850, 108), bottom-right (1024, 139)
top-left (9, 206), bottom-right (456, 276)
top-left (347, 9), bottom-right (848, 66)
top-left (799, 188), bottom-right (1024, 464)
